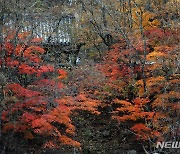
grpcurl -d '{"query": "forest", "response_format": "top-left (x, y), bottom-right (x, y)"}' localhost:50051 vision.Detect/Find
top-left (0, 0), bottom-right (179, 154)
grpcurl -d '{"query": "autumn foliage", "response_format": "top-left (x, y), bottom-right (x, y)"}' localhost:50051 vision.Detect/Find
top-left (98, 27), bottom-right (180, 144)
top-left (0, 1), bottom-right (179, 153)
top-left (0, 31), bottom-right (81, 148)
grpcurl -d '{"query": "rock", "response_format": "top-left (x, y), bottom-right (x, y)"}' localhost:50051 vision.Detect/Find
top-left (0, 72), bottom-right (6, 86)
top-left (127, 150), bottom-right (137, 154)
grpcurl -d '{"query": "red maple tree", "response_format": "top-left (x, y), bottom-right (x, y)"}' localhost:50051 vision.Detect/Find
top-left (0, 31), bottom-right (80, 148)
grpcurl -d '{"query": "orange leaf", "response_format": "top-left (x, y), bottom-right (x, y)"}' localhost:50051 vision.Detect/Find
top-left (30, 37), bottom-right (43, 43)
top-left (18, 32), bottom-right (31, 41)
top-left (24, 131), bottom-right (34, 139)
top-left (57, 69), bottom-right (67, 79)
top-left (59, 135), bottom-right (81, 147)
top-left (15, 44), bottom-right (26, 56)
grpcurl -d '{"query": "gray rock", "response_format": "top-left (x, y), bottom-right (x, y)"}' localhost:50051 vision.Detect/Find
top-left (0, 72), bottom-right (6, 86)
top-left (127, 150), bottom-right (137, 154)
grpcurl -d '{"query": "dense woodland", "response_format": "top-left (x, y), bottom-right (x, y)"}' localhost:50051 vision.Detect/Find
top-left (0, 0), bottom-right (179, 154)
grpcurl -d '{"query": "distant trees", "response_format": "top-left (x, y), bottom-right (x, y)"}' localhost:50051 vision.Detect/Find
top-left (0, 1), bottom-right (82, 68)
